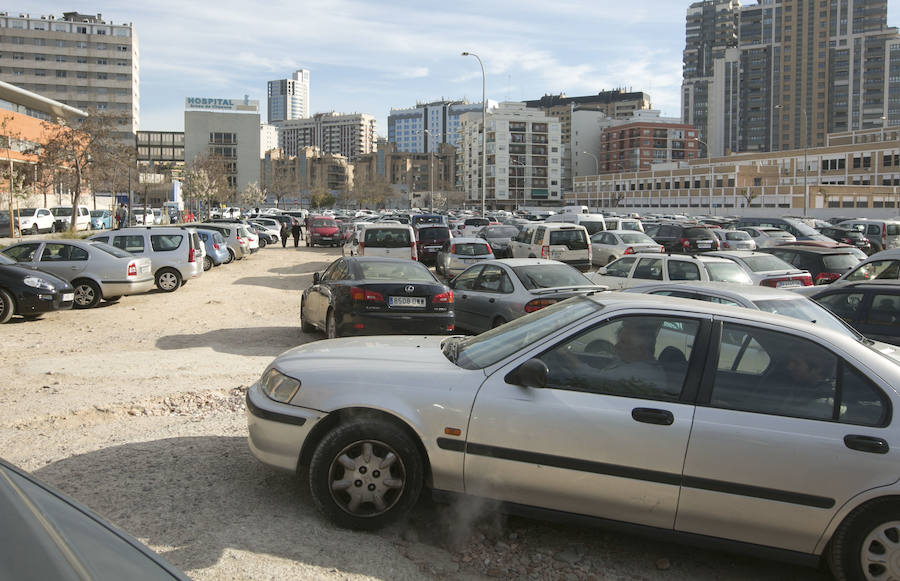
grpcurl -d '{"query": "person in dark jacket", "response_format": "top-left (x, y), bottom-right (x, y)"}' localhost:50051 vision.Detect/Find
top-left (280, 221), bottom-right (289, 248)
top-left (291, 220), bottom-right (302, 247)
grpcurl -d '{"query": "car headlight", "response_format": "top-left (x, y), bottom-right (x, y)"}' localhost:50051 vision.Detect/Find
top-left (23, 276), bottom-right (55, 291)
top-left (259, 368), bottom-right (301, 403)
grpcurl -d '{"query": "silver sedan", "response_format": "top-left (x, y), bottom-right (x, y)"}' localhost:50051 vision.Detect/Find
top-left (449, 258), bottom-right (605, 332)
top-left (246, 292), bottom-right (900, 581)
top-left (590, 230), bottom-right (663, 266)
top-left (1, 239), bottom-right (154, 308)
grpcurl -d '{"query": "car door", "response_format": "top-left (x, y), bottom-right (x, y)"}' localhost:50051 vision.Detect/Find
top-left (37, 243), bottom-right (88, 280)
top-left (305, 260), bottom-right (347, 329)
top-left (856, 291), bottom-right (900, 344)
top-left (677, 320), bottom-right (895, 553)
top-left (465, 312), bottom-right (709, 528)
top-left (459, 264), bottom-right (515, 332)
top-left (449, 265), bottom-right (485, 331)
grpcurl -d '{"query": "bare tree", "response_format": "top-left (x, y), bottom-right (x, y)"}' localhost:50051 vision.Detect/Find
top-left (240, 181), bottom-right (265, 210)
top-left (92, 143), bottom-right (137, 209)
top-left (0, 113), bottom-right (28, 236)
top-left (182, 153), bottom-right (229, 218)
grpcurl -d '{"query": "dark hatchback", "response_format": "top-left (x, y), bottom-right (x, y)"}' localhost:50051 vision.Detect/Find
top-left (0, 252), bottom-right (74, 323)
top-left (763, 244), bottom-right (865, 285)
top-left (301, 256), bottom-right (454, 338)
top-left (651, 223), bottom-right (720, 253)
top-left (811, 282), bottom-right (900, 346)
top-left (415, 224), bottom-right (452, 265)
top-left (819, 226), bottom-right (872, 253)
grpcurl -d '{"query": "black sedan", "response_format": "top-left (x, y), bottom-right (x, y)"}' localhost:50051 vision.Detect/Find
top-left (0, 252), bottom-right (74, 323)
top-left (301, 256), bottom-right (455, 338)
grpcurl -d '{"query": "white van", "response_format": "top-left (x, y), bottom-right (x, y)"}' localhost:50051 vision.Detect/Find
top-left (604, 217), bottom-right (644, 233)
top-left (353, 223), bottom-right (418, 261)
top-left (546, 212), bottom-right (607, 235)
top-left (509, 222), bottom-right (592, 271)
top-left (50, 205), bottom-right (91, 231)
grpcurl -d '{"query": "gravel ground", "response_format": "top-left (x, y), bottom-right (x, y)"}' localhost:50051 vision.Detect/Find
top-left (0, 239), bottom-right (832, 581)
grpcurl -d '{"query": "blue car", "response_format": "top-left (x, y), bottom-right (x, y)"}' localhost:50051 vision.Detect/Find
top-left (196, 228), bottom-right (229, 271)
top-left (90, 209), bottom-right (113, 230)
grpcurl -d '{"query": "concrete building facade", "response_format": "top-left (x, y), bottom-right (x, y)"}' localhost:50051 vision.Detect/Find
top-left (267, 69), bottom-right (309, 123)
top-left (184, 98), bottom-right (261, 192)
top-left (387, 100), bottom-right (492, 153)
top-left (260, 147), bottom-right (352, 207)
top-left (278, 112), bottom-right (376, 161)
top-left (260, 123), bottom-right (278, 156)
top-left (0, 12), bottom-right (139, 141)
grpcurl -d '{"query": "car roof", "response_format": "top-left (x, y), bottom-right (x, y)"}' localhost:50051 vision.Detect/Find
top-left (768, 244), bottom-right (859, 254)
top-left (816, 281), bottom-right (900, 292)
top-left (451, 237), bottom-right (489, 244)
top-left (707, 250), bottom-right (770, 258)
top-left (625, 280), bottom-right (803, 301)
top-left (481, 258), bottom-right (568, 267)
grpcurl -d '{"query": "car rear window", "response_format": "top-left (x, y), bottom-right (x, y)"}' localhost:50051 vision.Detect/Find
top-left (823, 254), bottom-right (863, 270)
top-left (418, 227), bottom-right (450, 242)
top-left (365, 228), bottom-right (411, 247)
top-left (512, 263), bottom-right (593, 289)
top-left (705, 262), bottom-right (753, 284)
top-left (454, 242), bottom-right (491, 256)
top-left (549, 229), bottom-right (588, 249)
top-left (90, 241), bottom-right (133, 258)
top-left (620, 221), bottom-right (642, 231)
top-left (151, 234), bottom-right (183, 251)
top-left (763, 229), bottom-right (794, 239)
top-left (742, 255), bottom-right (794, 272)
top-left (888, 224), bottom-right (900, 236)
top-left (581, 221), bottom-right (605, 235)
top-left (725, 231), bottom-right (751, 241)
top-left (685, 227), bottom-right (715, 238)
top-left (358, 261), bottom-right (436, 282)
top-left (620, 233), bottom-right (654, 244)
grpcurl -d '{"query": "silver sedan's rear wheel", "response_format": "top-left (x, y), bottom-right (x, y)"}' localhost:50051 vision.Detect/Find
top-left (72, 279), bottom-right (101, 309)
top-left (829, 501), bottom-right (900, 581)
top-left (308, 420), bottom-right (423, 530)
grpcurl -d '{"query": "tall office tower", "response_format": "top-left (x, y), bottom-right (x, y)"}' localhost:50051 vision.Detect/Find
top-left (0, 11), bottom-right (140, 141)
top-left (387, 100), bottom-right (489, 153)
top-left (268, 69), bottom-right (309, 123)
top-left (278, 112), bottom-right (376, 161)
top-left (682, 0), bottom-right (900, 156)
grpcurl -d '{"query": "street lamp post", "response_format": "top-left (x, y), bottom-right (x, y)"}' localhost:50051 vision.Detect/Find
top-left (581, 151), bottom-right (599, 210)
top-left (462, 51), bottom-right (486, 217)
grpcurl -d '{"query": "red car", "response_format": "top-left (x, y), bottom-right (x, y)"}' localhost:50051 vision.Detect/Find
top-left (306, 216), bottom-right (341, 247)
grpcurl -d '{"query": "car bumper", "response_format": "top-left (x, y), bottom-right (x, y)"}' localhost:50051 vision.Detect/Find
top-left (337, 311), bottom-right (455, 336)
top-left (561, 258), bottom-right (592, 273)
top-left (246, 383), bottom-right (322, 472)
top-left (100, 278), bottom-right (155, 297)
top-left (14, 288), bottom-right (74, 314)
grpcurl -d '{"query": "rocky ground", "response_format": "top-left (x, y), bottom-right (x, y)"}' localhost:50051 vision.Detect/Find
top-left (0, 239), bottom-right (831, 580)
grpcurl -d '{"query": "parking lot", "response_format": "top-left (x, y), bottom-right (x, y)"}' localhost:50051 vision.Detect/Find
top-left (0, 242), bottom-right (831, 580)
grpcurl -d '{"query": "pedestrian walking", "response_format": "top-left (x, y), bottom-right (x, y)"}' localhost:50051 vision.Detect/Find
top-left (280, 221), bottom-right (289, 248)
top-left (115, 203), bottom-right (127, 229)
top-left (291, 220), bottom-right (302, 248)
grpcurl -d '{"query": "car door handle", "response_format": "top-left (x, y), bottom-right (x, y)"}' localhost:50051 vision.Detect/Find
top-left (631, 408), bottom-right (674, 426)
top-left (844, 435), bottom-right (890, 454)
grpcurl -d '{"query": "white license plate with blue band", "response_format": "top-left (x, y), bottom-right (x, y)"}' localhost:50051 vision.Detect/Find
top-left (62, 293), bottom-right (74, 302)
top-left (389, 296), bottom-right (426, 307)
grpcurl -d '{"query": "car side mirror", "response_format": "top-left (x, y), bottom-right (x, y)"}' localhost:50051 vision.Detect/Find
top-left (505, 358), bottom-right (548, 388)
top-left (313, 272), bottom-right (321, 284)
top-left (448, 277), bottom-right (457, 288)
top-left (597, 266), bottom-right (608, 275)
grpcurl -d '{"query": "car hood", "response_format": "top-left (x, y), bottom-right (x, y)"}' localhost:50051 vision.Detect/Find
top-left (1, 264), bottom-right (74, 290)
top-left (276, 335), bottom-right (451, 369)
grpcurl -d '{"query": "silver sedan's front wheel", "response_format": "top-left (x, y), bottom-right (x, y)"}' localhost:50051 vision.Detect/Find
top-left (308, 420), bottom-right (423, 530)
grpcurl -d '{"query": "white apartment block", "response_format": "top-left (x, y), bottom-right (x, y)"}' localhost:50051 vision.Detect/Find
top-left (388, 100), bottom-right (495, 153)
top-left (0, 11), bottom-right (139, 140)
top-left (268, 68), bottom-right (309, 122)
top-left (459, 102), bottom-right (562, 209)
top-left (260, 123), bottom-right (278, 157)
top-left (278, 112), bottom-right (376, 161)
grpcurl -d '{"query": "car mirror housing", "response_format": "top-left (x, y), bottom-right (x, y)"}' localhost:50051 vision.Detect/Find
top-left (313, 272), bottom-right (321, 285)
top-left (505, 358), bottom-right (548, 388)
top-left (597, 267), bottom-right (608, 275)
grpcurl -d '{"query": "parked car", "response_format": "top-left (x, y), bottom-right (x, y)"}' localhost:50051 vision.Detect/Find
top-left (50, 205), bottom-right (91, 231)
top-left (89, 209), bottom-right (114, 230)
top-left (836, 219), bottom-right (900, 253)
top-left (247, 291), bottom-right (900, 581)
top-left (1, 239), bottom-right (154, 308)
top-left (0, 252), bottom-right (73, 323)
top-left (811, 282), bottom-right (900, 345)
top-left (738, 226), bottom-right (797, 248)
top-left (300, 256), bottom-right (454, 338)
top-left (350, 223), bottom-right (418, 260)
top-left (415, 224), bottom-right (453, 265)
top-left (132, 207), bottom-right (154, 226)
top-left (193, 222), bottom-right (249, 263)
top-left (449, 258), bottom-right (605, 333)
top-left (0, 210), bottom-right (17, 237)
top-left (735, 216), bottom-right (832, 242)
top-left (819, 226), bottom-right (872, 253)
top-left (711, 228), bottom-right (757, 251)
top-left (89, 226), bottom-right (203, 292)
top-left (590, 230), bottom-right (663, 266)
top-left (832, 248), bottom-right (900, 286)
top-left (475, 225), bottom-right (520, 259)
top-left (650, 223), bottom-right (720, 253)
top-left (454, 216), bottom-right (491, 236)
top-left (0, 458), bottom-right (190, 580)
top-left (762, 244), bottom-right (866, 285)
top-left (305, 216), bottom-right (342, 247)
top-left (249, 217), bottom-right (283, 245)
top-left (195, 228), bottom-right (229, 270)
top-left (508, 223), bottom-right (592, 272)
top-left (15, 207), bottom-right (56, 235)
top-left (435, 237), bottom-right (494, 277)
top-left (706, 250), bottom-right (813, 288)
top-left (589, 254), bottom-right (753, 290)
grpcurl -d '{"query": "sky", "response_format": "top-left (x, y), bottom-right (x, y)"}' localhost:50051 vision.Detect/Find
top-left (25, 0), bottom-right (900, 136)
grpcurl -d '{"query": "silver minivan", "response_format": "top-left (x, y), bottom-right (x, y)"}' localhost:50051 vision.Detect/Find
top-left (89, 226), bottom-right (203, 292)
top-left (837, 219), bottom-right (900, 253)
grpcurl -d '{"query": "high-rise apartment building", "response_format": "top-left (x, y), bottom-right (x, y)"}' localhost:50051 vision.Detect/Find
top-left (267, 69), bottom-right (309, 122)
top-left (278, 112), bottom-right (376, 161)
top-left (682, 0), bottom-right (900, 157)
top-left (387, 100), bottom-right (492, 153)
top-left (0, 12), bottom-right (139, 141)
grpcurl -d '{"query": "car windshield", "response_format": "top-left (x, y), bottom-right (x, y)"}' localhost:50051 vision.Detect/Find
top-left (358, 261), bottom-right (436, 282)
top-left (484, 226), bottom-right (519, 238)
top-left (763, 229), bottom-right (794, 239)
top-left (512, 263), bottom-right (594, 289)
top-left (311, 219), bottom-right (336, 228)
top-left (581, 221), bottom-right (605, 235)
top-left (52, 207), bottom-right (73, 217)
top-left (619, 233), bottom-right (655, 244)
top-left (823, 254), bottom-right (863, 270)
top-left (845, 260), bottom-right (900, 281)
top-left (90, 210), bottom-right (106, 217)
top-left (725, 231), bottom-right (751, 240)
top-left (0, 252), bottom-right (15, 265)
top-left (620, 221), bottom-right (642, 231)
top-left (753, 298), bottom-right (859, 338)
top-left (705, 262), bottom-right (753, 284)
top-left (446, 297), bottom-right (600, 369)
top-left (742, 255), bottom-right (795, 272)
top-left (90, 241), bottom-right (132, 258)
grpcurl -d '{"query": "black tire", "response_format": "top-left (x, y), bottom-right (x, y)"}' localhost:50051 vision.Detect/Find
top-left (203, 255), bottom-right (213, 271)
top-left (308, 419), bottom-right (424, 530)
top-left (30, 224), bottom-right (38, 235)
top-left (0, 288), bottom-right (14, 324)
top-left (104, 296), bottom-right (122, 303)
top-left (259, 237), bottom-right (267, 248)
top-left (326, 310), bottom-right (339, 339)
top-left (224, 248), bottom-right (235, 264)
top-left (829, 500), bottom-right (900, 581)
top-left (300, 299), bottom-right (315, 333)
top-left (50, 222), bottom-right (57, 233)
top-left (72, 279), bottom-right (101, 309)
top-left (21, 314), bottom-right (42, 321)
top-left (155, 268), bottom-right (182, 292)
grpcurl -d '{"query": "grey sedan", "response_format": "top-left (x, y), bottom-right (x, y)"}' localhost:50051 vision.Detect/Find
top-left (247, 293), bottom-right (900, 581)
top-left (449, 258), bottom-right (605, 332)
top-left (473, 225), bottom-right (521, 258)
top-left (590, 230), bottom-right (663, 266)
top-left (1, 239), bottom-right (154, 308)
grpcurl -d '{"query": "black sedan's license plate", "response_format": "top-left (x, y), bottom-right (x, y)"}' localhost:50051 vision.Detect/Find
top-left (389, 296), bottom-right (426, 308)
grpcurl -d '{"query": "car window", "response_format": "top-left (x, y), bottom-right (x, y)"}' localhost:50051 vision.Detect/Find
top-left (620, 233), bottom-right (653, 244)
top-left (358, 260), bottom-right (434, 282)
top-left (41, 243), bottom-right (73, 261)
top-left (606, 256), bottom-right (637, 277)
top-left (633, 257), bottom-right (663, 280)
top-left (113, 235), bottom-right (145, 253)
top-left (534, 227), bottom-right (546, 244)
top-left (321, 260), bottom-right (342, 282)
top-left (599, 233), bottom-right (616, 245)
top-left (512, 264), bottom-right (593, 289)
top-left (816, 292), bottom-right (865, 322)
top-left (725, 231), bottom-right (751, 241)
top-left (453, 266), bottom-right (483, 290)
top-left (91, 242), bottom-right (133, 258)
top-left (823, 254), bottom-right (863, 270)
top-left (418, 228), bottom-right (450, 242)
top-left (455, 242), bottom-right (491, 256)
top-left (474, 265), bottom-right (514, 293)
top-left (705, 262), bottom-right (753, 284)
top-left (866, 294), bottom-right (899, 326)
top-left (742, 255), bottom-right (793, 272)
top-left (621, 221), bottom-right (642, 231)
top-left (539, 315), bottom-right (701, 400)
top-left (711, 323), bottom-right (887, 426)
top-left (3, 243), bottom-right (40, 262)
top-left (150, 234), bottom-right (183, 252)
top-left (92, 236), bottom-right (110, 244)
top-left (754, 299), bottom-right (857, 336)
top-left (888, 224), bottom-right (900, 236)
top-left (668, 260), bottom-right (701, 281)
top-left (365, 228), bottom-right (411, 247)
